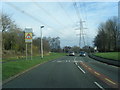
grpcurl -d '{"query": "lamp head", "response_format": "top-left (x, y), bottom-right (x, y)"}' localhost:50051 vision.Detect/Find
top-left (41, 26), bottom-right (44, 28)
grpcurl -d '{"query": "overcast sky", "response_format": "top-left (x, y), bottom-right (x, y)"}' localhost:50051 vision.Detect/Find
top-left (2, 0), bottom-right (118, 48)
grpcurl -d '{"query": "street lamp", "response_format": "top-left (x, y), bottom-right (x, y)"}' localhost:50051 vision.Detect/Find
top-left (40, 26), bottom-right (44, 59)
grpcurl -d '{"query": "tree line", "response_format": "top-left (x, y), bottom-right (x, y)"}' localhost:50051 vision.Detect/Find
top-left (2, 14), bottom-right (61, 58)
top-left (94, 17), bottom-right (120, 52)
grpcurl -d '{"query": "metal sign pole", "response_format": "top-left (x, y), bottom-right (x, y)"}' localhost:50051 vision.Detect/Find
top-left (26, 43), bottom-right (27, 60)
top-left (31, 42), bottom-right (32, 60)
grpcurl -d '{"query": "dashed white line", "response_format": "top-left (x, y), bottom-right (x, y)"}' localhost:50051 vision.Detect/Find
top-left (75, 62), bottom-right (77, 65)
top-left (79, 61), bottom-right (82, 62)
top-left (94, 82), bottom-right (105, 90)
top-left (57, 61), bottom-right (62, 62)
top-left (77, 66), bottom-right (85, 74)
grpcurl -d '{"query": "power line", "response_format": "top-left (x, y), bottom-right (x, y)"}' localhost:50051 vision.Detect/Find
top-left (33, 2), bottom-right (80, 37)
top-left (73, 2), bottom-right (81, 21)
top-left (57, 2), bottom-right (75, 25)
top-left (33, 2), bottom-right (68, 29)
top-left (6, 3), bottom-right (65, 37)
top-left (6, 3), bottom-right (53, 28)
top-left (57, 1), bottom-right (79, 38)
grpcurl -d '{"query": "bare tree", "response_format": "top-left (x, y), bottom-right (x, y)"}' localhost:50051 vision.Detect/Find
top-left (94, 17), bottom-right (119, 52)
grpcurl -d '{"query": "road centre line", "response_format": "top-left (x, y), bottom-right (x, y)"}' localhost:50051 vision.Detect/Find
top-left (94, 82), bottom-right (105, 90)
top-left (77, 66), bottom-right (86, 74)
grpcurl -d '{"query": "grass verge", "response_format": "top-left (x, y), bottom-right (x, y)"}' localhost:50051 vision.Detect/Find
top-left (93, 52), bottom-right (120, 60)
top-left (2, 53), bottom-right (66, 81)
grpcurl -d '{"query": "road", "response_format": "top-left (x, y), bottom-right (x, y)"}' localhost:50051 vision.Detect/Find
top-left (3, 55), bottom-right (120, 89)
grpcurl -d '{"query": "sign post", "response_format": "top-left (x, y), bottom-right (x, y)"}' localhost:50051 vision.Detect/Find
top-left (26, 44), bottom-right (27, 60)
top-left (25, 28), bottom-right (33, 60)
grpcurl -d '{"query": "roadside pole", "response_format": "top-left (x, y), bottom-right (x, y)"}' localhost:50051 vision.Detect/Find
top-left (31, 42), bottom-right (32, 60)
top-left (40, 26), bottom-right (44, 59)
top-left (26, 43), bottom-right (27, 60)
top-left (41, 27), bottom-right (43, 58)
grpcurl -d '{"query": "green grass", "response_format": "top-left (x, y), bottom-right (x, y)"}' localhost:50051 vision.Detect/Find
top-left (2, 53), bottom-right (66, 81)
top-left (93, 52), bottom-right (120, 60)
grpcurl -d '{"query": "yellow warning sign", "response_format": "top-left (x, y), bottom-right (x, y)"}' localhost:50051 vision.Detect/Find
top-left (25, 33), bottom-right (32, 39)
top-left (25, 33), bottom-right (32, 42)
top-left (25, 28), bottom-right (33, 43)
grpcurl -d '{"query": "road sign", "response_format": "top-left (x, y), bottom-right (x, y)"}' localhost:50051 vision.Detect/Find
top-left (25, 28), bottom-right (33, 60)
top-left (25, 28), bottom-right (32, 43)
top-left (25, 33), bottom-right (32, 39)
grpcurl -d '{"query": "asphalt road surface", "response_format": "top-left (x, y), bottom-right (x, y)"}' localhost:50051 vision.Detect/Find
top-left (3, 55), bottom-right (120, 89)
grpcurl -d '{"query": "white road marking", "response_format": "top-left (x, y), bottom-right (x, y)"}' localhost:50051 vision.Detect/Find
top-left (77, 66), bottom-right (85, 74)
top-left (94, 82), bottom-right (105, 90)
top-left (111, 65), bottom-right (119, 69)
top-left (75, 62), bottom-right (77, 65)
top-left (74, 61), bottom-right (75, 62)
top-left (57, 61), bottom-right (62, 62)
top-left (80, 61), bottom-right (83, 63)
top-left (74, 60), bottom-right (76, 62)
top-left (66, 60), bottom-right (67, 62)
top-left (74, 57), bottom-right (77, 61)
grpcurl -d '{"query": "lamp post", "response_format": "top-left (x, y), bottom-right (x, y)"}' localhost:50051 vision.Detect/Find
top-left (40, 26), bottom-right (44, 59)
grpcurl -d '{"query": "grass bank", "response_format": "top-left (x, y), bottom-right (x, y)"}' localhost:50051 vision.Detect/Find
top-left (2, 53), bottom-right (66, 81)
top-left (93, 52), bottom-right (120, 60)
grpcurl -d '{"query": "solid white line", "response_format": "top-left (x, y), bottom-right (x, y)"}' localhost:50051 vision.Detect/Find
top-left (77, 66), bottom-right (85, 74)
top-left (111, 65), bottom-right (118, 69)
top-left (94, 82), bottom-right (105, 90)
